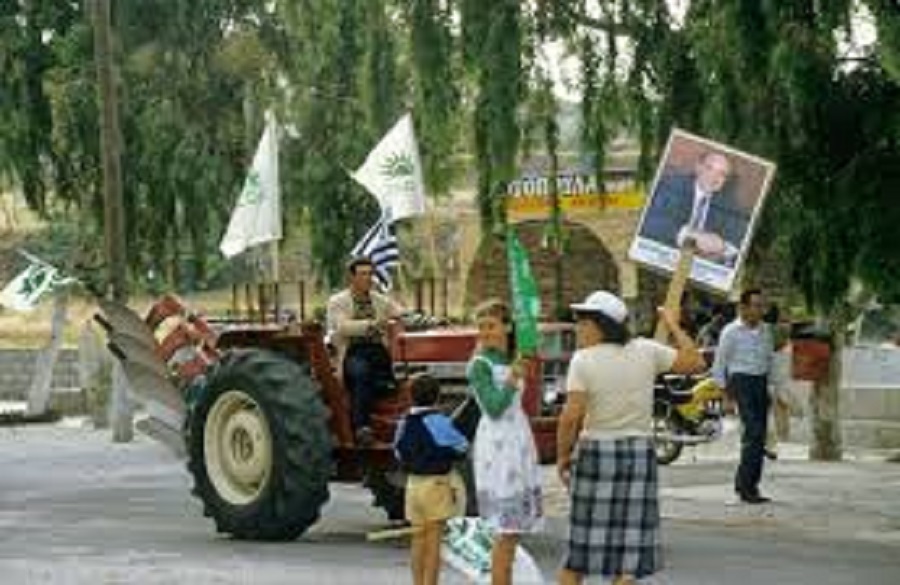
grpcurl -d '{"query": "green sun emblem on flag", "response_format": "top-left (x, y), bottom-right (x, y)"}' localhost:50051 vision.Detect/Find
top-left (238, 170), bottom-right (262, 206)
top-left (380, 152), bottom-right (415, 179)
top-left (18, 266), bottom-right (51, 297)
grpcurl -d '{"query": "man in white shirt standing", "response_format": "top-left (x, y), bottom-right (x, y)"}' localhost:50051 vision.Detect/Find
top-left (712, 288), bottom-right (775, 504)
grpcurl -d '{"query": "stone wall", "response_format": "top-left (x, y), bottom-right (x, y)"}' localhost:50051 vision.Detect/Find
top-left (458, 199), bottom-right (653, 320)
top-left (0, 349), bottom-right (80, 400)
top-left (463, 218), bottom-right (623, 318)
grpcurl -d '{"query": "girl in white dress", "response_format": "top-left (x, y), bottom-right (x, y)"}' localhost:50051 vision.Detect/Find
top-left (466, 300), bottom-right (543, 585)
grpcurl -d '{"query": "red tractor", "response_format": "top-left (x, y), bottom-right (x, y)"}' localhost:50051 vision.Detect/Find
top-left (95, 294), bottom-right (571, 541)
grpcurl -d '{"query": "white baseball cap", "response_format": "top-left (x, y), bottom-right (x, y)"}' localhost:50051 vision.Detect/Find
top-left (570, 290), bottom-right (628, 324)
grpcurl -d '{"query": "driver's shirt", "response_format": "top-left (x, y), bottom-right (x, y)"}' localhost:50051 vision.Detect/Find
top-left (326, 289), bottom-right (403, 365)
top-left (351, 293), bottom-right (381, 345)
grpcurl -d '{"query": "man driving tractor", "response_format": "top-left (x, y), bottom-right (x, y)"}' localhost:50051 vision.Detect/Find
top-left (327, 256), bottom-right (404, 446)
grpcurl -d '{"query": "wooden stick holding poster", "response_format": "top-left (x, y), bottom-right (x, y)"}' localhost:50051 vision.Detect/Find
top-left (654, 242), bottom-right (696, 342)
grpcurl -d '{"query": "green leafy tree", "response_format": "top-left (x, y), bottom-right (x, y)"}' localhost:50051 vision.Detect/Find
top-left (115, 0), bottom-right (269, 289)
top-left (462, 0), bottom-right (524, 233)
top-left (541, 0), bottom-right (900, 459)
top-left (2, 0), bottom-right (272, 292)
top-left (0, 1), bottom-right (81, 215)
top-left (274, 0), bottom-right (383, 289)
top-left (403, 0), bottom-right (459, 199)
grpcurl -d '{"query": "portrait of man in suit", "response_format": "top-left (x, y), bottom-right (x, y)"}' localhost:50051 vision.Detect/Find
top-left (629, 129), bottom-right (776, 293)
top-left (639, 150), bottom-right (749, 267)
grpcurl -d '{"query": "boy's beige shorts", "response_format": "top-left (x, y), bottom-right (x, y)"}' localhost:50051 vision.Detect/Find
top-left (405, 469), bottom-right (466, 524)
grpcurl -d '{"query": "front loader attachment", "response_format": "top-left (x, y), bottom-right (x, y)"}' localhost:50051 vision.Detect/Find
top-left (95, 299), bottom-right (187, 456)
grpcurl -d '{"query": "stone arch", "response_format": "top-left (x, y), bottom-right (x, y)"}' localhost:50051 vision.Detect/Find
top-left (464, 220), bottom-right (619, 318)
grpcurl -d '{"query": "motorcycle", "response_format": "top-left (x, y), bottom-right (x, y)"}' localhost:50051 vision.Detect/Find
top-left (652, 374), bottom-right (726, 465)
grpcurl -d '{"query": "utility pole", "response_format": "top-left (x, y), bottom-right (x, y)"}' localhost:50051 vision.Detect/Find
top-left (92, 0), bottom-right (132, 442)
top-left (547, 121), bottom-right (563, 320)
top-left (542, 79), bottom-right (564, 320)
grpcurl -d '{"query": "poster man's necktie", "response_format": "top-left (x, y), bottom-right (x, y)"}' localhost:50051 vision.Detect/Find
top-left (689, 194), bottom-right (712, 231)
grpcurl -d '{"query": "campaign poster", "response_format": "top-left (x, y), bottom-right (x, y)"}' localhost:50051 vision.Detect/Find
top-left (628, 128), bottom-right (776, 293)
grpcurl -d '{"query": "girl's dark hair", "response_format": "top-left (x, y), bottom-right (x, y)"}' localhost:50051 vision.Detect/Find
top-left (473, 298), bottom-right (517, 356)
top-left (582, 311), bottom-right (631, 345)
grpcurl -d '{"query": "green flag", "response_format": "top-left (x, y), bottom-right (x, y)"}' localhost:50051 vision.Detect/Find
top-left (0, 260), bottom-right (75, 312)
top-left (506, 228), bottom-right (540, 356)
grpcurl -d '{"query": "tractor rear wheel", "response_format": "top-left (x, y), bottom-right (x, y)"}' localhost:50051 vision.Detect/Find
top-left (186, 349), bottom-right (331, 540)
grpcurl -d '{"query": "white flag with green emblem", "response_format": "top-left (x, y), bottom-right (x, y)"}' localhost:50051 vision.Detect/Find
top-left (219, 112), bottom-right (281, 258)
top-left (350, 113), bottom-right (426, 221)
top-left (0, 261), bottom-right (75, 312)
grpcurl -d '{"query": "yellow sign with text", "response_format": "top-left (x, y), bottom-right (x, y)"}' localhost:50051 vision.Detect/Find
top-left (507, 190), bottom-right (645, 215)
top-left (504, 172), bottom-right (645, 217)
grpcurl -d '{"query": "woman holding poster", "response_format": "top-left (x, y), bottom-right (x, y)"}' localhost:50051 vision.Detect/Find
top-left (556, 291), bottom-right (705, 585)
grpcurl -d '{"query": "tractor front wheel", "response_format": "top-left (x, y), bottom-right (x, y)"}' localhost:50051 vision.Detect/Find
top-left (186, 349), bottom-right (331, 540)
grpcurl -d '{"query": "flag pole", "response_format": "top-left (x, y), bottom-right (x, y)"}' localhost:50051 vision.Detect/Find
top-left (270, 241), bottom-right (280, 283)
top-left (17, 249), bottom-right (53, 267)
top-left (396, 260), bottom-right (412, 305)
top-left (427, 203), bottom-right (441, 283)
top-left (270, 109), bottom-right (281, 286)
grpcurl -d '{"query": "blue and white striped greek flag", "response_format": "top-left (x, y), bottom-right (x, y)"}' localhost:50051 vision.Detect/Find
top-left (350, 215), bottom-right (399, 290)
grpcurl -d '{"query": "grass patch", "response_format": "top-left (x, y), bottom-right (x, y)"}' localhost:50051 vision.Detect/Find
top-left (0, 297), bottom-right (98, 349)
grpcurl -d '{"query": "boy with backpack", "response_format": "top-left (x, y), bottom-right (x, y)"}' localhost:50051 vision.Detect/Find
top-left (394, 373), bottom-right (469, 585)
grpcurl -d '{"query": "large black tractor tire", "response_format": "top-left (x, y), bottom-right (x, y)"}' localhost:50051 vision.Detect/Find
top-left (185, 349), bottom-right (331, 540)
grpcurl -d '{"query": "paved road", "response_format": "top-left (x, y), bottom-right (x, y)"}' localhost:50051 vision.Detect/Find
top-left (1, 423), bottom-right (898, 584)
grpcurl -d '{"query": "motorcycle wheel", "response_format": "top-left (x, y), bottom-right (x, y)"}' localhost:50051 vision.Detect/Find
top-left (652, 411), bottom-right (684, 465)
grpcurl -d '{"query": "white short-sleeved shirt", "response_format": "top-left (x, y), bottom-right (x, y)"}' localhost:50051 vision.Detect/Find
top-left (565, 338), bottom-right (677, 439)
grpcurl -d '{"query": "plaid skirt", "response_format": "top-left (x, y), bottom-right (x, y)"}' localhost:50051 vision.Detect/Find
top-left (563, 436), bottom-right (662, 578)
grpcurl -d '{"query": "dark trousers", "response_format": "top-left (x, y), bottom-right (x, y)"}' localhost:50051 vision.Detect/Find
top-left (731, 373), bottom-right (770, 496)
top-left (343, 342), bottom-right (394, 430)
